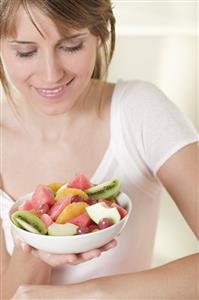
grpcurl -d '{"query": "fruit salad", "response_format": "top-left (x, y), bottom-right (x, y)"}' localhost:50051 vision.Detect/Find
top-left (11, 174), bottom-right (128, 236)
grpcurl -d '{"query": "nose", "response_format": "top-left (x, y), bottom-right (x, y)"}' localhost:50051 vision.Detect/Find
top-left (40, 51), bottom-right (64, 84)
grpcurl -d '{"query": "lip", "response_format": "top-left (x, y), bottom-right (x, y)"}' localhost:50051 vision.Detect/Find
top-left (35, 78), bottom-right (74, 100)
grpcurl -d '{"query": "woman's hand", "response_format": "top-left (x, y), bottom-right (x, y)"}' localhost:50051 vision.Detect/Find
top-left (31, 239), bottom-right (117, 267)
top-left (11, 227), bottom-right (32, 253)
top-left (12, 228), bottom-right (117, 267)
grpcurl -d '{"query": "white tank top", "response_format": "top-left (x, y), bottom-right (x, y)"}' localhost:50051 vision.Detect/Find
top-left (1, 80), bottom-right (198, 284)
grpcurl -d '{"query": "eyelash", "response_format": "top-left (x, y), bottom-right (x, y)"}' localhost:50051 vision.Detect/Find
top-left (59, 42), bottom-right (83, 53)
top-left (16, 50), bottom-right (37, 58)
top-left (16, 42), bottom-right (83, 58)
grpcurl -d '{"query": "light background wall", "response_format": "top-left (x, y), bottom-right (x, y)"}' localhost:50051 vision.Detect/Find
top-left (108, 0), bottom-right (198, 267)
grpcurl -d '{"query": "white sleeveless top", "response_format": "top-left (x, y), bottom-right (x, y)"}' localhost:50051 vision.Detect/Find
top-left (1, 80), bottom-right (198, 284)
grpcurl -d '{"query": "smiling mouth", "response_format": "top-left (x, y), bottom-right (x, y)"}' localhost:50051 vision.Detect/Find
top-left (35, 78), bottom-right (74, 98)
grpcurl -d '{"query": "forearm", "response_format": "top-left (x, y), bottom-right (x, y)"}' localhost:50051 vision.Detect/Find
top-left (17, 253), bottom-right (198, 299)
top-left (95, 253), bottom-right (198, 300)
top-left (1, 247), bottom-right (51, 300)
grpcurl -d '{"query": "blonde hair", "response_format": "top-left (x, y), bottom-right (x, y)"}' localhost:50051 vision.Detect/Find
top-left (0, 0), bottom-right (115, 109)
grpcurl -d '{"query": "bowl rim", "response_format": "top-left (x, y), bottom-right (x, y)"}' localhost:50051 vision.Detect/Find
top-left (9, 191), bottom-right (132, 239)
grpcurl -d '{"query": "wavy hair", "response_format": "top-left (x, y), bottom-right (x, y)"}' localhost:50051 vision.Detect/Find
top-left (0, 0), bottom-right (115, 110)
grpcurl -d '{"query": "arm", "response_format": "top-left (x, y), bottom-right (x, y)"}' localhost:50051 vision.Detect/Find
top-left (11, 253), bottom-right (199, 300)
top-left (0, 225), bottom-right (52, 300)
top-left (0, 220), bottom-right (116, 299)
top-left (0, 175), bottom-right (51, 300)
top-left (12, 142), bottom-right (199, 299)
top-left (157, 142), bottom-right (199, 239)
top-left (0, 172), bottom-right (52, 300)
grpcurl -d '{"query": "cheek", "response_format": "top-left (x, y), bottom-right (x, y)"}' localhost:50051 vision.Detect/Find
top-left (8, 65), bottom-right (30, 84)
top-left (65, 47), bottom-right (96, 78)
top-left (2, 53), bottom-right (31, 87)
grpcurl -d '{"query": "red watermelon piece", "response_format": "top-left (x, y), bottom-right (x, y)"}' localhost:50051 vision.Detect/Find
top-left (111, 203), bottom-right (128, 218)
top-left (69, 211), bottom-right (93, 227)
top-left (99, 199), bottom-right (113, 207)
top-left (68, 173), bottom-right (91, 190)
top-left (49, 196), bottom-right (72, 221)
top-left (18, 200), bottom-right (34, 211)
top-left (31, 185), bottom-right (55, 211)
top-left (40, 214), bottom-right (53, 227)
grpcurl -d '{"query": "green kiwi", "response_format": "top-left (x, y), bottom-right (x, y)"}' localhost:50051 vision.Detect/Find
top-left (85, 179), bottom-right (121, 200)
top-left (11, 211), bottom-right (47, 235)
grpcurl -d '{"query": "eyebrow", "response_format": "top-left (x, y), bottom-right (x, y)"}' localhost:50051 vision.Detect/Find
top-left (8, 32), bottom-right (89, 45)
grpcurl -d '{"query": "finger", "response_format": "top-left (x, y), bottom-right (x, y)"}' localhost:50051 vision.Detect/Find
top-left (57, 249), bottom-right (101, 266)
top-left (34, 250), bottom-right (78, 267)
top-left (99, 239), bottom-right (117, 252)
top-left (78, 249), bottom-right (101, 261)
top-left (68, 241), bottom-right (117, 265)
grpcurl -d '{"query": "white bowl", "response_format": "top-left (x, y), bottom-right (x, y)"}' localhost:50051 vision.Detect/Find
top-left (9, 192), bottom-right (132, 254)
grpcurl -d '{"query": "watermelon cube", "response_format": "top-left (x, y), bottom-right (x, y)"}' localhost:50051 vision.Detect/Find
top-left (40, 214), bottom-right (53, 227)
top-left (69, 212), bottom-right (93, 227)
top-left (68, 173), bottom-right (91, 190)
top-left (49, 196), bottom-right (72, 221)
top-left (111, 203), bottom-right (128, 218)
top-left (18, 200), bottom-right (34, 211)
top-left (31, 185), bottom-right (55, 211)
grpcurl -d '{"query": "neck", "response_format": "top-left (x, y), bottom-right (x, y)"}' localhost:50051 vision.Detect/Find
top-left (15, 82), bottom-right (96, 143)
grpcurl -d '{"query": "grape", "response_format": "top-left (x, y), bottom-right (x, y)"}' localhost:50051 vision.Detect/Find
top-left (89, 224), bottom-right (99, 232)
top-left (98, 218), bottom-right (113, 229)
top-left (87, 198), bottom-right (98, 205)
top-left (99, 199), bottom-right (112, 207)
top-left (77, 226), bottom-right (90, 235)
top-left (71, 195), bottom-right (84, 203)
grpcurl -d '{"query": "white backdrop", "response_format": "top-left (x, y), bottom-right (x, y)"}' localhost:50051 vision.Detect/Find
top-left (108, 0), bottom-right (198, 267)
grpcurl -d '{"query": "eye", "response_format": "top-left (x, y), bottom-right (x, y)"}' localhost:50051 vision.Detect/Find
top-left (16, 50), bottom-right (37, 58)
top-left (59, 42), bottom-right (83, 53)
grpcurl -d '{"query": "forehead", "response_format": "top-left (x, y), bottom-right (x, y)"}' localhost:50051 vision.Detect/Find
top-left (9, 6), bottom-right (89, 42)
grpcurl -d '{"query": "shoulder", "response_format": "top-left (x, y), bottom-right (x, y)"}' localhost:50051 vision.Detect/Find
top-left (112, 80), bottom-right (181, 127)
top-left (114, 79), bottom-right (198, 139)
top-left (115, 80), bottom-right (171, 109)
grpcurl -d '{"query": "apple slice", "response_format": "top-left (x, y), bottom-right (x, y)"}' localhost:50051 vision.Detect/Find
top-left (86, 202), bottom-right (121, 225)
top-left (48, 223), bottom-right (78, 236)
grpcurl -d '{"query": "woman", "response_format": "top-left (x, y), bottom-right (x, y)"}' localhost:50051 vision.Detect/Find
top-left (0, 1), bottom-right (198, 299)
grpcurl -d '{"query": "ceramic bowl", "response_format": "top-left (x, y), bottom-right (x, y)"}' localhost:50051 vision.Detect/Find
top-left (9, 192), bottom-right (132, 254)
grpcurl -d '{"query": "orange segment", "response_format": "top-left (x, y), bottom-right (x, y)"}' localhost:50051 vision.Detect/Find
top-left (55, 187), bottom-right (88, 201)
top-left (56, 202), bottom-right (88, 224)
top-left (48, 182), bottom-right (65, 194)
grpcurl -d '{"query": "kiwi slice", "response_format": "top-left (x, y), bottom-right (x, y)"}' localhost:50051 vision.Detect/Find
top-left (11, 211), bottom-right (47, 235)
top-left (85, 179), bottom-right (121, 200)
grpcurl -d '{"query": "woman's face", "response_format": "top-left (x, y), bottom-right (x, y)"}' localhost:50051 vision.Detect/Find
top-left (0, 6), bottom-right (98, 115)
